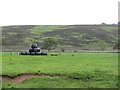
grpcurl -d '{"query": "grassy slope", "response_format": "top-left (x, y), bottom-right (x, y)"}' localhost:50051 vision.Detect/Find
top-left (2, 25), bottom-right (118, 50)
top-left (30, 25), bottom-right (66, 34)
top-left (2, 52), bottom-right (118, 88)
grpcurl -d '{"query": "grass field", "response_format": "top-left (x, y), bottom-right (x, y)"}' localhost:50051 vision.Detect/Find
top-left (2, 52), bottom-right (118, 88)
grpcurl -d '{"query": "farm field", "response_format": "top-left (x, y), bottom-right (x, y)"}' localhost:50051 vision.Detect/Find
top-left (1, 52), bottom-right (118, 88)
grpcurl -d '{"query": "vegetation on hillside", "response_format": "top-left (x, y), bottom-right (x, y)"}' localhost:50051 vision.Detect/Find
top-left (42, 38), bottom-right (57, 52)
top-left (2, 25), bottom-right (118, 51)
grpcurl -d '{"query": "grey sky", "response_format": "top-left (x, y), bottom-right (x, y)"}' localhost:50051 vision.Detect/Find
top-left (118, 1), bottom-right (120, 22)
top-left (0, 0), bottom-right (119, 26)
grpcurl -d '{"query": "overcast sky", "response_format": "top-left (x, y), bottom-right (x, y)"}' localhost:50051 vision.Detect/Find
top-left (119, 1), bottom-right (120, 22)
top-left (0, 0), bottom-right (119, 26)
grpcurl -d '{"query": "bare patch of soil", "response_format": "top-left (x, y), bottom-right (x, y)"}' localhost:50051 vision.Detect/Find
top-left (0, 73), bottom-right (65, 84)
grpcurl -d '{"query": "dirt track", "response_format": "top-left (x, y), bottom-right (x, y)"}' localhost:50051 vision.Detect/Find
top-left (0, 73), bottom-right (66, 84)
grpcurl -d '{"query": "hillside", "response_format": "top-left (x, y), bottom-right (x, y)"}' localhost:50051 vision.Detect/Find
top-left (2, 25), bottom-right (118, 51)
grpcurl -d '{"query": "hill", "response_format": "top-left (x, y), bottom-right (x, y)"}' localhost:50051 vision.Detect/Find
top-left (2, 25), bottom-right (118, 51)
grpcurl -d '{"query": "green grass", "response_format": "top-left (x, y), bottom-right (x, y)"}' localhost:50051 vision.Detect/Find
top-left (3, 76), bottom-right (118, 88)
top-left (30, 25), bottom-right (66, 34)
top-left (7, 32), bottom-right (18, 35)
top-left (2, 52), bottom-right (118, 88)
top-left (23, 37), bottom-right (40, 45)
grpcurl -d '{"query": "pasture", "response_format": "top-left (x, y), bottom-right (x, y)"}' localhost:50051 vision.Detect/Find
top-left (2, 52), bottom-right (118, 88)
